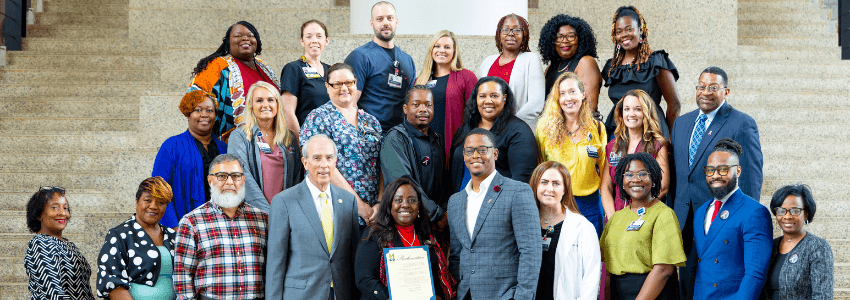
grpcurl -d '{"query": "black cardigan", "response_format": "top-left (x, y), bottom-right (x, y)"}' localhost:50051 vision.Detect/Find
top-left (354, 230), bottom-right (444, 300)
top-left (449, 117), bottom-right (539, 191)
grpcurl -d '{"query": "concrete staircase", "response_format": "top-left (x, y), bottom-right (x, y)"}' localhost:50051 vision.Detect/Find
top-left (0, 0), bottom-right (847, 298)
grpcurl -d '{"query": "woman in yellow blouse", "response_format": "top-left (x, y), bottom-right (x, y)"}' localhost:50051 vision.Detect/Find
top-left (536, 71), bottom-right (606, 236)
top-left (600, 152), bottom-right (685, 300)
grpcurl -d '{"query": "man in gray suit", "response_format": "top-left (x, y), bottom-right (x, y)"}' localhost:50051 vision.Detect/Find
top-left (266, 134), bottom-right (360, 300)
top-left (448, 128), bottom-right (542, 300)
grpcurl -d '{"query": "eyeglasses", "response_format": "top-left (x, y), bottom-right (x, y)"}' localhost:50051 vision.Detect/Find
top-left (328, 80), bottom-right (356, 89)
top-left (40, 186), bottom-right (66, 194)
top-left (555, 33), bottom-right (577, 43)
top-left (462, 146), bottom-right (495, 156)
top-left (774, 207), bottom-right (804, 217)
top-left (623, 171), bottom-right (650, 181)
top-left (210, 172), bottom-right (245, 182)
top-left (695, 85), bottom-right (725, 93)
top-left (703, 165), bottom-right (738, 176)
top-left (500, 28), bottom-right (523, 35)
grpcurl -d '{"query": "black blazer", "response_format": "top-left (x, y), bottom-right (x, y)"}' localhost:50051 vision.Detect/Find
top-left (354, 230), bottom-right (444, 300)
top-left (449, 117), bottom-right (539, 192)
top-left (761, 234), bottom-right (833, 300)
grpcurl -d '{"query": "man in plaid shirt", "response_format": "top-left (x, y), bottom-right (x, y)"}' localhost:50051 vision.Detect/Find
top-left (173, 153), bottom-right (269, 300)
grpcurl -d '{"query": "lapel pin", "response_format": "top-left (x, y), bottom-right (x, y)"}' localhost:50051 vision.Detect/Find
top-left (708, 130), bottom-right (712, 135)
top-left (487, 199), bottom-right (492, 204)
top-left (789, 253), bottom-right (798, 263)
top-left (493, 185), bottom-right (501, 192)
top-left (338, 199), bottom-right (342, 203)
top-left (719, 210), bottom-right (729, 220)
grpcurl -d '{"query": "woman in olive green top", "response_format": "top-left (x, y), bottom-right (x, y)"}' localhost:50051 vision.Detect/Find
top-left (600, 152), bottom-right (685, 300)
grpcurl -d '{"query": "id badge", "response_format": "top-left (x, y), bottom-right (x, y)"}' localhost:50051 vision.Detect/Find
top-left (542, 237), bottom-right (552, 251)
top-left (626, 220), bottom-right (645, 231)
top-left (302, 66), bottom-right (321, 79)
top-left (257, 140), bottom-right (272, 154)
top-left (388, 73), bottom-right (403, 89)
top-left (609, 152), bottom-right (621, 167)
top-left (586, 145), bottom-right (599, 158)
top-left (425, 79), bottom-right (437, 89)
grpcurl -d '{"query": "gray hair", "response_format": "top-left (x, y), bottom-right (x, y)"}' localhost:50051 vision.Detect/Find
top-left (301, 134), bottom-right (338, 158)
top-left (208, 153), bottom-right (247, 174)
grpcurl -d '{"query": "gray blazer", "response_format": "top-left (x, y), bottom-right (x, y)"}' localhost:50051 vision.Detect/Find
top-left (763, 233), bottom-right (833, 300)
top-left (265, 180), bottom-right (360, 300)
top-left (229, 125), bottom-right (303, 212)
top-left (448, 172), bottom-right (542, 300)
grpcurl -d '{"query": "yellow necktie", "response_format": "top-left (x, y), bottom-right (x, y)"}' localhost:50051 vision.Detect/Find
top-left (320, 192), bottom-right (333, 250)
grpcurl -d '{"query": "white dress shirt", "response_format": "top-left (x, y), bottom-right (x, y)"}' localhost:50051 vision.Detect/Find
top-left (691, 100), bottom-right (726, 139)
top-left (704, 186), bottom-right (738, 234)
top-left (305, 176), bottom-right (334, 217)
top-left (464, 171), bottom-right (497, 240)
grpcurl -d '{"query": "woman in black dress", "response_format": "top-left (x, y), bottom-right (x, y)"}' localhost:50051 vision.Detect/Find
top-left (602, 6), bottom-right (680, 140)
top-left (538, 14), bottom-right (602, 121)
top-left (280, 19), bottom-right (332, 138)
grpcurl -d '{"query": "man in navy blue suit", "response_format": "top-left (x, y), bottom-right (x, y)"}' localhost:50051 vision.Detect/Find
top-left (670, 67), bottom-right (764, 299)
top-left (692, 138), bottom-right (772, 299)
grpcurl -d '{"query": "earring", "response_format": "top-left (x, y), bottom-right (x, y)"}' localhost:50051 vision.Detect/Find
top-left (616, 44), bottom-right (621, 51)
top-left (639, 37), bottom-right (643, 43)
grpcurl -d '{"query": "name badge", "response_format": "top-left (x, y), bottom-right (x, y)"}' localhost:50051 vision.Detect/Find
top-left (425, 79), bottom-right (437, 89)
top-left (257, 140), bottom-right (272, 154)
top-left (586, 145), bottom-right (599, 158)
top-left (542, 236), bottom-right (552, 251)
top-left (388, 73), bottom-right (403, 89)
top-left (302, 67), bottom-right (321, 79)
top-left (626, 220), bottom-right (645, 231)
top-left (609, 152), bottom-right (621, 167)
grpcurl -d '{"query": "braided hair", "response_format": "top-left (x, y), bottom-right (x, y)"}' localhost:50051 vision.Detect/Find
top-left (191, 21), bottom-right (263, 77)
top-left (538, 14), bottom-right (598, 65)
top-left (608, 6), bottom-right (651, 77)
top-left (495, 14), bottom-right (531, 54)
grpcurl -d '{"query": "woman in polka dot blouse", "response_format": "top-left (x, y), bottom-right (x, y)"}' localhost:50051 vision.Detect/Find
top-left (96, 177), bottom-right (177, 299)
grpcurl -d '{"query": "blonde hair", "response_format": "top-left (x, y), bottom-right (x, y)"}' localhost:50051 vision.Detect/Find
top-left (241, 81), bottom-right (293, 146)
top-left (415, 30), bottom-right (463, 85)
top-left (612, 89), bottom-right (667, 156)
top-left (537, 72), bottom-right (597, 146)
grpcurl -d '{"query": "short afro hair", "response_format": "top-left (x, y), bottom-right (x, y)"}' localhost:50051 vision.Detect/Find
top-left (26, 188), bottom-right (67, 233)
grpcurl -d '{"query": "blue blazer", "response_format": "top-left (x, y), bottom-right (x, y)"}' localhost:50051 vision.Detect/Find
top-left (671, 103), bottom-right (763, 234)
top-left (693, 189), bottom-right (773, 300)
top-left (448, 172), bottom-right (541, 300)
top-left (152, 130), bottom-right (227, 228)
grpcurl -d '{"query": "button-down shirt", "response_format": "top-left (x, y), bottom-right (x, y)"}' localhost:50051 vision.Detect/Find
top-left (464, 171), bottom-right (497, 240)
top-left (704, 186), bottom-right (738, 234)
top-left (305, 176), bottom-right (334, 216)
top-left (173, 200), bottom-right (268, 300)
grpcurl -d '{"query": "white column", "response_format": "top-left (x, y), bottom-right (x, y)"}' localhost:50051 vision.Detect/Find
top-left (350, 0), bottom-right (528, 36)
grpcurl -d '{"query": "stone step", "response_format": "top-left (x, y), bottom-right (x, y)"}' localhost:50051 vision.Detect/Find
top-left (0, 97), bottom-right (140, 118)
top-left (757, 124), bottom-right (850, 142)
top-left (0, 282), bottom-right (29, 300)
top-left (745, 107), bottom-right (849, 124)
top-left (44, 3), bottom-right (129, 15)
top-left (762, 178), bottom-right (850, 199)
top-left (21, 39), bottom-right (140, 55)
top-left (0, 190), bottom-right (126, 211)
top-left (729, 61), bottom-right (850, 77)
top-left (0, 84), bottom-right (147, 97)
top-left (0, 117), bottom-right (138, 132)
top-left (738, 46), bottom-right (841, 61)
top-left (0, 257), bottom-right (26, 283)
top-left (0, 68), bottom-right (156, 84)
top-left (35, 13), bottom-right (128, 27)
top-left (0, 153), bottom-right (119, 173)
top-left (738, 0), bottom-right (820, 13)
top-left (763, 161), bottom-right (850, 182)
top-left (27, 25), bottom-right (129, 39)
top-left (739, 35), bottom-right (836, 47)
top-left (734, 77), bottom-right (850, 92)
top-left (0, 132), bottom-right (137, 153)
top-left (838, 264), bottom-right (850, 287)
top-left (738, 11), bottom-right (829, 23)
top-left (738, 22), bottom-right (834, 36)
top-left (6, 53), bottom-right (159, 70)
top-left (728, 92), bottom-right (850, 109)
top-left (0, 172), bottom-right (117, 192)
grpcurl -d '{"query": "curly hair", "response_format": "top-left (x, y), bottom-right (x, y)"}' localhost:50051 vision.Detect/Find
top-left (365, 178), bottom-right (434, 248)
top-left (179, 90), bottom-right (218, 118)
top-left (614, 152), bottom-right (662, 203)
top-left (26, 188), bottom-right (68, 233)
top-left (537, 71), bottom-right (598, 146)
top-left (495, 14), bottom-right (530, 53)
top-left (192, 21), bottom-right (263, 77)
top-left (538, 14), bottom-right (598, 65)
top-left (608, 6), bottom-right (652, 77)
top-left (529, 161), bottom-right (580, 215)
top-left (612, 89), bottom-right (667, 157)
top-left (452, 77), bottom-right (517, 149)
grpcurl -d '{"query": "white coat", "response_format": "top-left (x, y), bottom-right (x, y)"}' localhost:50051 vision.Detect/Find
top-left (553, 210), bottom-right (601, 300)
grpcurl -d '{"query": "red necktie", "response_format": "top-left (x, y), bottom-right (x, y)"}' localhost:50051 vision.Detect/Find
top-left (710, 200), bottom-right (722, 222)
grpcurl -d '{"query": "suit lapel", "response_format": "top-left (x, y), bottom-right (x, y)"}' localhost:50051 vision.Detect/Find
top-left (704, 190), bottom-right (744, 249)
top-left (329, 185), bottom-right (345, 256)
top-left (471, 174), bottom-right (504, 242)
top-left (690, 104), bottom-right (731, 174)
top-left (296, 183), bottom-right (330, 255)
top-left (454, 190), bottom-right (473, 246)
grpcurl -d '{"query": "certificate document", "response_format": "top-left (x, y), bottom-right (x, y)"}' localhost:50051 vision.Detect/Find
top-left (383, 246), bottom-right (436, 300)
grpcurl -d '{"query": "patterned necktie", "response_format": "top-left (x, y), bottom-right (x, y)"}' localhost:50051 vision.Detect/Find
top-left (689, 114), bottom-right (709, 167)
top-left (319, 192), bottom-right (333, 250)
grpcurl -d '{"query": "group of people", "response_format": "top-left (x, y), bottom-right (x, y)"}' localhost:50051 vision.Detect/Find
top-left (22, 1), bottom-right (835, 300)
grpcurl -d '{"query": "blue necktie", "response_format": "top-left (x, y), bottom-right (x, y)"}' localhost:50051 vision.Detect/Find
top-left (689, 114), bottom-right (708, 167)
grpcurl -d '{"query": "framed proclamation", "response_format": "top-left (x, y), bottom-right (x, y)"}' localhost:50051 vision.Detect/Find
top-left (383, 246), bottom-right (436, 300)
